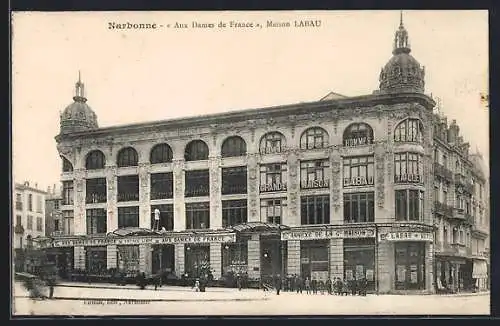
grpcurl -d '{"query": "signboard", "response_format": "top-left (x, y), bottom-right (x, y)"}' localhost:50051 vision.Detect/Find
top-left (394, 174), bottom-right (423, 184)
top-left (378, 232), bottom-right (433, 242)
top-left (260, 182), bottom-right (287, 192)
top-left (344, 136), bottom-right (371, 147)
top-left (301, 179), bottom-right (329, 189)
top-left (44, 232), bottom-right (236, 248)
top-left (343, 176), bottom-right (374, 187)
top-left (281, 227), bottom-right (375, 241)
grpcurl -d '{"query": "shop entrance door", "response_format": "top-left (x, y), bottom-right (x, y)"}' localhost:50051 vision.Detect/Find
top-left (152, 244), bottom-right (175, 275)
top-left (260, 238), bottom-right (283, 282)
top-left (394, 242), bottom-right (426, 290)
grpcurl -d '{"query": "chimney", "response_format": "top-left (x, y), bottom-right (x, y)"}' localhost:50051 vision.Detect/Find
top-left (47, 186), bottom-right (51, 194)
top-left (448, 120), bottom-right (460, 144)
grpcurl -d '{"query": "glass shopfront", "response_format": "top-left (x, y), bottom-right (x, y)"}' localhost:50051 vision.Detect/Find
top-left (85, 246), bottom-right (107, 274)
top-left (152, 244), bottom-right (175, 274)
top-left (222, 240), bottom-right (248, 275)
top-left (343, 238), bottom-right (376, 291)
top-left (184, 244), bottom-right (210, 278)
top-left (117, 245), bottom-right (140, 274)
top-left (301, 240), bottom-right (329, 281)
top-left (394, 242), bottom-right (425, 290)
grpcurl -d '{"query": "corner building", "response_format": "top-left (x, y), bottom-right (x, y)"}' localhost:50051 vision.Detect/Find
top-left (52, 18), bottom-right (440, 293)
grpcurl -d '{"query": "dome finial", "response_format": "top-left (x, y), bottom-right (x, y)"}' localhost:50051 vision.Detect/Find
top-left (393, 11), bottom-right (410, 55)
top-left (73, 70), bottom-right (87, 103)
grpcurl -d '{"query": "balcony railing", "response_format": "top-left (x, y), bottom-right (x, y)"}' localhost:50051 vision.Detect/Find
top-left (455, 173), bottom-right (474, 194)
top-left (150, 191), bottom-right (174, 200)
top-left (185, 186), bottom-right (210, 197)
top-left (434, 201), bottom-right (454, 218)
top-left (222, 184), bottom-right (247, 195)
top-left (85, 193), bottom-right (107, 204)
top-left (433, 163), bottom-right (453, 181)
top-left (442, 243), bottom-right (469, 257)
top-left (117, 192), bottom-right (139, 202)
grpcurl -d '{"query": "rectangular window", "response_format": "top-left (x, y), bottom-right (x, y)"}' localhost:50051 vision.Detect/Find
top-left (300, 160), bottom-right (330, 189)
top-left (28, 194), bottom-right (33, 211)
top-left (185, 170), bottom-right (210, 197)
top-left (343, 156), bottom-right (375, 187)
top-left (394, 153), bottom-right (424, 184)
top-left (185, 202), bottom-right (210, 229)
top-left (118, 206), bottom-right (139, 228)
top-left (54, 219), bottom-right (60, 231)
top-left (86, 208), bottom-right (107, 234)
top-left (260, 163), bottom-right (287, 193)
top-left (300, 195), bottom-right (330, 225)
top-left (222, 200), bottom-right (248, 227)
top-left (150, 204), bottom-right (174, 231)
top-left (395, 190), bottom-right (424, 221)
top-left (36, 195), bottom-right (43, 213)
top-left (54, 200), bottom-right (60, 210)
top-left (260, 198), bottom-right (287, 224)
top-left (222, 167), bottom-right (247, 195)
top-left (62, 181), bottom-right (74, 205)
top-left (36, 217), bottom-right (43, 231)
top-left (117, 175), bottom-right (139, 202)
top-left (86, 178), bottom-right (107, 203)
top-left (343, 192), bottom-right (374, 223)
top-left (16, 215), bottom-right (22, 226)
top-left (63, 210), bottom-right (74, 235)
top-left (15, 193), bottom-right (23, 210)
top-left (27, 215), bottom-right (33, 230)
top-left (150, 172), bottom-right (174, 200)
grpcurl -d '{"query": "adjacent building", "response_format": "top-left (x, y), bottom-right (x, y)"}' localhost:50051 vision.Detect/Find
top-left (42, 16), bottom-right (489, 294)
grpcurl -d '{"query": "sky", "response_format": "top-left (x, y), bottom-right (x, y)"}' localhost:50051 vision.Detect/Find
top-left (12, 10), bottom-right (489, 192)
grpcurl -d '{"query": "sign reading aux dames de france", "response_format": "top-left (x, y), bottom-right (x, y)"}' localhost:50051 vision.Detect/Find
top-left (281, 228), bottom-right (376, 241)
top-left (378, 232), bottom-right (433, 242)
top-left (48, 233), bottom-right (236, 248)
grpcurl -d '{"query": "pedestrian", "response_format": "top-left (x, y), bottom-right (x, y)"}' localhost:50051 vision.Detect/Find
top-left (154, 274), bottom-right (161, 290)
top-left (326, 277), bottom-right (332, 295)
top-left (194, 279), bottom-right (200, 292)
top-left (275, 274), bottom-right (282, 295)
top-left (47, 274), bottom-right (56, 299)
top-left (311, 277), bottom-right (317, 294)
top-left (305, 277), bottom-right (311, 294)
top-left (350, 276), bottom-right (357, 296)
top-left (237, 274), bottom-right (242, 291)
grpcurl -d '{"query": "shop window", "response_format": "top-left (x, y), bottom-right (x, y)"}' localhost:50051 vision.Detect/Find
top-left (85, 247), bottom-right (107, 275)
top-left (300, 195), bottom-right (330, 225)
top-left (185, 202), bottom-right (210, 229)
top-left (152, 244), bottom-right (175, 274)
top-left (222, 241), bottom-right (248, 274)
top-left (117, 175), bottom-right (139, 202)
top-left (117, 245), bottom-right (140, 274)
top-left (300, 127), bottom-right (329, 150)
top-left (300, 240), bottom-right (329, 280)
top-left (185, 170), bottom-right (210, 197)
top-left (260, 198), bottom-right (286, 224)
top-left (221, 136), bottom-right (247, 158)
top-left (222, 167), bottom-right (247, 195)
top-left (394, 152), bottom-right (424, 184)
top-left (150, 172), bottom-right (173, 199)
top-left (394, 242), bottom-right (425, 290)
top-left (343, 123), bottom-right (374, 147)
top-left (86, 178), bottom-right (107, 203)
top-left (62, 181), bottom-right (74, 205)
top-left (343, 156), bottom-right (375, 187)
top-left (151, 204), bottom-right (174, 231)
top-left (86, 208), bottom-right (107, 235)
top-left (343, 192), bottom-right (375, 223)
top-left (260, 163), bottom-right (287, 193)
top-left (118, 206), bottom-right (139, 228)
top-left (184, 140), bottom-right (209, 161)
top-left (117, 147), bottom-right (139, 167)
top-left (222, 200), bottom-right (248, 227)
top-left (395, 190), bottom-right (424, 221)
top-left (343, 238), bottom-right (376, 291)
top-left (185, 244), bottom-right (210, 278)
top-left (85, 150), bottom-right (105, 170)
top-left (260, 132), bottom-right (286, 154)
top-left (300, 160), bottom-right (330, 189)
top-left (150, 143), bottom-right (173, 164)
top-left (394, 118), bottom-right (423, 143)
top-left (62, 156), bottom-right (74, 172)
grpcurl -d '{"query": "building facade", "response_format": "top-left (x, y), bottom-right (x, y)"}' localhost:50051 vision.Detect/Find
top-left (44, 17), bottom-right (489, 294)
top-left (13, 181), bottom-right (47, 271)
top-left (45, 184), bottom-right (63, 237)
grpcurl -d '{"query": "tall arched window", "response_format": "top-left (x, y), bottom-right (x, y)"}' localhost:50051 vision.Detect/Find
top-left (150, 143), bottom-right (173, 164)
top-left (117, 147), bottom-right (139, 167)
top-left (259, 132), bottom-right (286, 154)
top-left (184, 140), bottom-right (209, 161)
top-left (221, 136), bottom-right (247, 158)
top-left (62, 156), bottom-right (74, 172)
top-left (394, 118), bottom-right (423, 143)
top-left (85, 150), bottom-right (106, 170)
top-left (300, 127), bottom-right (329, 150)
top-left (343, 123), bottom-right (374, 147)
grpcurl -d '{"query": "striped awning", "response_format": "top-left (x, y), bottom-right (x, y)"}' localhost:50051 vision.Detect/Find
top-left (473, 260), bottom-right (488, 279)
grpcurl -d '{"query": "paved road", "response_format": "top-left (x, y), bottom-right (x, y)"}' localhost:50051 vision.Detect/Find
top-left (12, 282), bottom-right (490, 316)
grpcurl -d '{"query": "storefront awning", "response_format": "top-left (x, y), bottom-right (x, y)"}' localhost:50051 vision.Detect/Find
top-left (106, 227), bottom-right (161, 237)
top-left (227, 222), bottom-right (290, 234)
top-left (473, 260), bottom-right (488, 279)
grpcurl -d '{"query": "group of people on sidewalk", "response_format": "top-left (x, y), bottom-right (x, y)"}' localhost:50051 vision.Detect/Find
top-left (268, 274), bottom-right (369, 296)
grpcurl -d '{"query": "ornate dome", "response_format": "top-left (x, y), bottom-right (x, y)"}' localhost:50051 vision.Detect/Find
top-left (60, 73), bottom-right (98, 134)
top-left (378, 13), bottom-right (425, 94)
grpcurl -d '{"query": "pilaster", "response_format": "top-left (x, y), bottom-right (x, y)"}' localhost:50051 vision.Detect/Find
top-left (210, 243), bottom-right (222, 279)
top-left (174, 243), bottom-right (185, 277)
top-left (377, 241), bottom-right (394, 294)
top-left (209, 157), bottom-right (222, 229)
top-left (106, 166), bottom-right (118, 232)
top-left (173, 159), bottom-right (186, 231)
top-left (139, 163), bottom-right (151, 228)
top-left (74, 169), bottom-right (86, 235)
top-left (286, 240), bottom-right (300, 275)
top-left (74, 246), bottom-right (85, 270)
top-left (329, 238), bottom-right (344, 279)
top-left (247, 154), bottom-right (260, 222)
top-left (139, 244), bottom-right (152, 275)
top-left (330, 150), bottom-right (342, 223)
top-left (107, 245), bottom-right (117, 269)
top-left (247, 235), bottom-right (260, 279)
top-left (286, 150), bottom-right (300, 226)
top-left (426, 241), bottom-right (435, 293)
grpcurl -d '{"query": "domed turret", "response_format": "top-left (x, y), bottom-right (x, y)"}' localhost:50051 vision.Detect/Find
top-left (378, 12), bottom-right (426, 94)
top-left (60, 72), bottom-right (98, 134)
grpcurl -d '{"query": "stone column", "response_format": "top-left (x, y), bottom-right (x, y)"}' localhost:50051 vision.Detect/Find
top-left (247, 154), bottom-right (260, 222)
top-left (247, 235), bottom-right (260, 279)
top-left (73, 169), bottom-right (86, 235)
top-left (329, 239), bottom-right (344, 279)
top-left (210, 243), bottom-right (222, 279)
top-left (74, 246), bottom-right (86, 270)
top-left (174, 244), bottom-right (185, 277)
top-left (106, 166), bottom-right (118, 232)
top-left (209, 157), bottom-right (222, 229)
top-left (107, 245), bottom-right (117, 269)
top-left (426, 242), bottom-right (435, 293)
top-left (139, 244), bottom-right (152, 275)
top-left (330, 151), bottom-right (342, 223)
top-left (139, 163), bottom-right (151, 229)
top-left (375, 143), bottom-right (388, 222)
top-left (286, 240), bottom-right (300, 275)
top-left (377, 241), bottom-right (394, 294)
top-left (286, 149), bottom-right (300, 226)
top-left (173, 159), bottom-right (186, 231)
